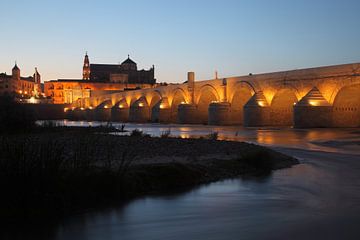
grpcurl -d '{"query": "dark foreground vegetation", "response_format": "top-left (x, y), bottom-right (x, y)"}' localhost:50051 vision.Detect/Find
top-left (0, 97), bottom-right (299, 223)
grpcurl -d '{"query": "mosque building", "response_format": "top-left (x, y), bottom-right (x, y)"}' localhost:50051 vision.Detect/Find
top-left (44, 53), bottom-right (156, 104)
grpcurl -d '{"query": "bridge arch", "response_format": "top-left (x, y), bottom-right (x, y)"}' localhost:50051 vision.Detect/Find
top-left (148, 91), bottom-right (163, 122)
top-left (94, 99), bottom-right (113, 121)
top-left (129, 96), bottom-right (150, 122)
top-left (196, 84), bottom-right (220, 124)
top-left (96, 99), bottom-right (113, 109)
top-left (113, 98), bottom-right (129, 108)
top-left (270, 87), bottom-right (300, 126)
top-left (148, 91), bottom-right (162, 109)
top-left (332, 84), bottom-right (360, 127)
top-left (229, 81), bottom-right (256, 125)
top-left (170, 88), bottom-right (188, 122)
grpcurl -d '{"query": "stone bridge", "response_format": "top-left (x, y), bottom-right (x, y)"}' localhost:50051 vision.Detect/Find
top-left (68, 63), bottom-right (360, 128)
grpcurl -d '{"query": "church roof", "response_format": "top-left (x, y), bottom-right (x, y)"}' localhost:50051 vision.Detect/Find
top-left (12, 63), bottom-right (19, 71)
top-left (121, 56), bottom-right (136, 65)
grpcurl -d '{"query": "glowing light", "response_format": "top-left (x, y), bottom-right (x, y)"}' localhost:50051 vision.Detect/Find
top-left (24, 91), bottom-right (28, 94)
top-left (159, 104), bottom-right (165, 109)
top-left (89, 106), bottom-right (93, 110)
top-left (309, 101), bottom-right (318, 106)
top-left (180, 101), bottom-right (186, 105)
top-left (71, 107), bottom-right (76, 110)
top-left (64, 108), bottom-right (68, 112)
top-left (293, 102), bottom-right (297, 106)
top-left (138, 102), bottom-right (144, 107)
top-left (179, 133), bottom-right (190, 139)
top-left (19, 90), bottom-right (23, 94)
top-left (104, 105), bottom-right (109, 109)
top-left (119, 104), bottom-right (124, 108)
top-left (211, 100), bottom-right (219, 103)
top-left (80, 107), bottom-right (85, 111)
top-left (258, 101), bottom-right (265, 107)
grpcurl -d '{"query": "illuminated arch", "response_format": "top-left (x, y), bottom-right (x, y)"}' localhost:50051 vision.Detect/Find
top-left (113, 98), bottom-right (129, 108)
top-left (96, 99), bottom-right (113, 109)
top-left (196, 84), bottom-right (220, 124)
top-left (332, 84), bottom-right (360, 127)
top-left (270, 88), bottom-right (299, 126)
top-left (196, 84), bottom-right (220, 105)
top-left (148, 91), bottom-right (162, 109)
top-left (169, 88), bottom-right (188, 123)
top-left (229, 81), bottom-right (255, 124)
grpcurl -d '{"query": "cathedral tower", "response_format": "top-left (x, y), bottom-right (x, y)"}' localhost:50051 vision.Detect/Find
top-left (12, 62), bottom-right (20, 80)
top-left (83, 52), bottom-right (90, 80)
top-left (33, 67), bottom-right (41, 84)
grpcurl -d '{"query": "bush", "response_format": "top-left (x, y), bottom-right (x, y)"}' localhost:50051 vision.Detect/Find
top-left (160, 128), bottom-right (171, 138)
top-left (0, 96), bottom-right (36, 133)
top-left (130, 129), bottom-right (150, 137)
top-left (0, 133), bottom-right (136, 220)
top-left (206, 131), bottom-right (219, 140)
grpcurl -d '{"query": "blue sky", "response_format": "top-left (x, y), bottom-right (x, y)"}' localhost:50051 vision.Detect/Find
top-left (1, 0), bottom-right (359, 83)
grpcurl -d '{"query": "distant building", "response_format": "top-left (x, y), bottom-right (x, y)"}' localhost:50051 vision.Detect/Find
top-left (84, 54), bottom-right (156, 84)
top-left (44, 54), bottom-right (156, 104)
top-left (0, 63), bottom-right (42, 98)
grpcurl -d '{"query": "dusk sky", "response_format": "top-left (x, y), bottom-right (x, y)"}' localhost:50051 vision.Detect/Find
top-left (1, 0), bottom-right (360, 83)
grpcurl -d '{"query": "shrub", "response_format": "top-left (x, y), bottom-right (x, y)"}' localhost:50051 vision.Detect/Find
top-left (206, 131), bottom-right (219, 140)
top-left (130, 129), bottom-right (150, 137)
top-left (160, 128), bottom-right (171, 138)
top-left (0, 96), bottom-right (36, 133)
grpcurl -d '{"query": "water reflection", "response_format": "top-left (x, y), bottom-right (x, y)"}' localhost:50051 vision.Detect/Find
top-left (46, 120), bottom-right (360, 155)
top-left (29, 121), bottom-right (360, 240)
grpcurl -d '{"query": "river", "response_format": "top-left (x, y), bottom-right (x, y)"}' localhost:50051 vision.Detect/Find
top-left (13, 122), bottom-right (360, 239)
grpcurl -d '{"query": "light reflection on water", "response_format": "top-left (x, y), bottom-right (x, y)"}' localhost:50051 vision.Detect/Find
top-left (51, 120), bottom-right (360, 154)
top-left (34, 121), bottom-right (360, 240)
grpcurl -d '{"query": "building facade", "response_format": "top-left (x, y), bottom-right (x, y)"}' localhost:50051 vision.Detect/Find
top-left (0, 64), bottom-right (42, 97)
top-left (85, 54), bottom-right (155, 84)
top-left (44, 54), bottom-right (156, 104)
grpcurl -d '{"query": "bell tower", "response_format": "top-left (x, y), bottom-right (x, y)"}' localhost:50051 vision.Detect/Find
top-left (12, 62), bottom-right (20, 81)
top-left (82, 52), bottom-right (90, 80)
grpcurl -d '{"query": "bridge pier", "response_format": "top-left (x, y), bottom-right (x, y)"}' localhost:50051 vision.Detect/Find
top-left (178, 104), bottom-right (198, 124)
top-left (111, 107), bottom-right (129, 122)
top-left (244, 92), bottom-right (270, 127)
top-left (72, 108), bottom-right (86, 120)
top-left (85, 108), bottom-right (95, 121)
top-left (129, 98), bottom-right (150, 123)
top-left (111, 100), bottom-right (129, 122)
top-left (94, 106), bottom-right (111, 121)
top-left (294, 87), bottom-right (332, 128)
top-left (151, 98), bottom-right (171, 123)
top-left (208, 102), bottom-right (231, 125)
top-left (64, 108), bottom-right (74, 120)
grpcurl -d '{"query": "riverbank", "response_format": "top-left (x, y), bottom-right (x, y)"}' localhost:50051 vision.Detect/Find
top-left (0, 126), bottom-right (298, 223)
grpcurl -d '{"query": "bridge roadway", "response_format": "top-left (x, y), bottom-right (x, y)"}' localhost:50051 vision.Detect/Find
top-left (67, 62), bottom-right (360, 128)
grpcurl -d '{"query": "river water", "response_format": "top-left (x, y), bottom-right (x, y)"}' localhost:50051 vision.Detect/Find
top-left (18, 122), bottom-right (360, 239)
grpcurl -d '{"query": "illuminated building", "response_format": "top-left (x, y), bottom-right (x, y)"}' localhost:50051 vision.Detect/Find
top-left (44, 53), bottom-right (156, 104)
top-left (0, 63), bottom-right (42, 98)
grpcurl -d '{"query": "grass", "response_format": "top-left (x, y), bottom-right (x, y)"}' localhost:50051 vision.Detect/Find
top-left (0, 132), bottom-right (136, 221)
